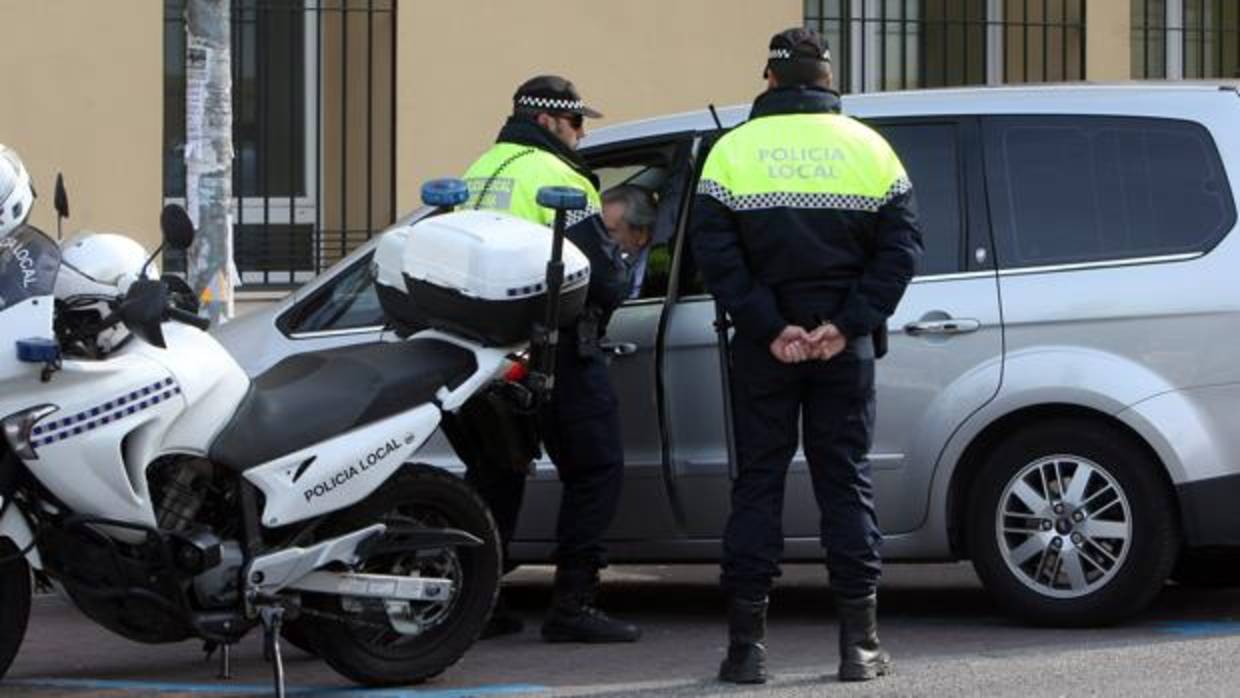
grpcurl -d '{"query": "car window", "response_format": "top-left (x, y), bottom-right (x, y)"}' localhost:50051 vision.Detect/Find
top-left (872, 122), bottom-right (964, 276)
top-left (281, 252), bottom-right (385, 334)
top-left (586, 139), bottom-right (693, 302)
top-left (983, 116), bottom-right (1236, 269)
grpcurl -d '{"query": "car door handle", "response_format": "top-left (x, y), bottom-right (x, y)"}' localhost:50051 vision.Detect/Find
top-left (902, 318), bottom-right (981, 336)
top-left (599, 341), bottom-right (638, 356)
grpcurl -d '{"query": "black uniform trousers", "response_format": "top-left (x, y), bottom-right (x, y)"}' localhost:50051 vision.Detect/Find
top-left (466, 335), bottom-right (624, 572)
top-left (721, 334), bottom-right (882, 601)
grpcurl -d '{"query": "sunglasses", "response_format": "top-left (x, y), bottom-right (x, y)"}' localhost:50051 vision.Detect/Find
top-left (553, 112), bottom-right (585, 129)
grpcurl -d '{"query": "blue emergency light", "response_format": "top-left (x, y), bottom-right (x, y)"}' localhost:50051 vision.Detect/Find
top-left (16, 338), bottom-right (60, 364)
top-left (421, 178), bottom-right (470, 208)
top-left (536, 186), bottom-right (587, 211)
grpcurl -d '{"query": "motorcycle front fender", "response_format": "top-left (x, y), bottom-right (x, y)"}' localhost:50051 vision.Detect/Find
top-left (0, 499), bottom-right (41, 570)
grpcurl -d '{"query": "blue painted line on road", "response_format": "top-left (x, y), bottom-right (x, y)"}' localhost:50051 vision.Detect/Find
top-left (1156, 621), bottom-right (1240, 637)
top-left (5, 678), bottom-right (547, 697)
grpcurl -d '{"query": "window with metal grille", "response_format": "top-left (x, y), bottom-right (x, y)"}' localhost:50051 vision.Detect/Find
top-left (1132, 1), bottom-right (1240, 79)
top-left (803, 0), bottom-right (1085, 93)
top-left (163, 0), bottom-right (397, 289)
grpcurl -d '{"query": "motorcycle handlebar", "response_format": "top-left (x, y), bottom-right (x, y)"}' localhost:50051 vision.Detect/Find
top-left (167, 306), bottom-right (211, 331)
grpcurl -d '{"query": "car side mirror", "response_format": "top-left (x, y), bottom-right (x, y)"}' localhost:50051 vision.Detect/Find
top-left (160, 204), bottom-right (195, 251)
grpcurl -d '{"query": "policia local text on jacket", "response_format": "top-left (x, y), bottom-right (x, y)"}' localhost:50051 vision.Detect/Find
top-left (455, 94), bottom-right (640, 643)
top-left (691, 81), bottom-right (922, 682)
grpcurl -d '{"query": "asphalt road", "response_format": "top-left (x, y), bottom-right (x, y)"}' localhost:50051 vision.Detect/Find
top-left (4, 563), bottom-right (1240, 697)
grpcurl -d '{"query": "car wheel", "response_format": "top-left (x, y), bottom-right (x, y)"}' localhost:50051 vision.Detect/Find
top-left (968, 419), bottom-right (1179, 627)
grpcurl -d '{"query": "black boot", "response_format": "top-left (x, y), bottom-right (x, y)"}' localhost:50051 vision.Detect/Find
top-left (718, 596), bottom-right (769, 684)
top-left (540, 566), bottom-right (642, 643)
top-left (479, 589), bottom-right (524, 639)
top-left (836, 593), bottom-right (891, 682)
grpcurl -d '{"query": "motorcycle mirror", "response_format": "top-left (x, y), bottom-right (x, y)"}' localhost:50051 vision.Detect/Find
top-left (160, 204), bottom-right (195, 251)
top-left (120, 279), bottom-right (168, 349)
top-left (54, 174), bottom-right (70, 219)
top-left (54, 173), bottom-right (69, 240)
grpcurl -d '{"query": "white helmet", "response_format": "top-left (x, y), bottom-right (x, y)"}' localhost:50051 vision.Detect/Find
top-left (0, 144), bottom-right (35, 238)
top-left (55, 232), bottom-right (155, 355)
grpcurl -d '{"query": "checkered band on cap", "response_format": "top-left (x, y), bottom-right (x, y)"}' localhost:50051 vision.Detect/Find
top-left (516, 95), bottom-right (585, 111)
top-left (767, 47), bottom-right (830, 61)
top-left (698, 177), bottom-right (912, 213)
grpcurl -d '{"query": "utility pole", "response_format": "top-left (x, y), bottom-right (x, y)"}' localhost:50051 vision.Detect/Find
top-left (185, 0), bottom-right (234, 323)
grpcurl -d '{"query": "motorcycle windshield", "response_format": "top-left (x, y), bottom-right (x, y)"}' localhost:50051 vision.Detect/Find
top-left (0, 224), bottom-right (60, 314)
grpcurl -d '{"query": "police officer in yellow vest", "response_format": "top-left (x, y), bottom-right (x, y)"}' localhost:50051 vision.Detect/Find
top-left (460, 75), bottom-right (640, 643)
top-left (691, 29), bottom-right (922, 683)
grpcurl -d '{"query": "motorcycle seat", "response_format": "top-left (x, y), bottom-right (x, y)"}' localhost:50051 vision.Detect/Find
top-left (209, 338), bottom-right (477, 472)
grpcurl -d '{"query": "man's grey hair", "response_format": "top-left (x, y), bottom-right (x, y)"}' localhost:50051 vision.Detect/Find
top-left (602, 185), bottom-right (657, 230)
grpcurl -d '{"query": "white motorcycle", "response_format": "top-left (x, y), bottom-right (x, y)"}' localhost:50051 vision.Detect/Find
top-left (0, 181), bottom-right (592, 694)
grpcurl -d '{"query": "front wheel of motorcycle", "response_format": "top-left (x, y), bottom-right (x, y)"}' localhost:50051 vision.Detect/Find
top-left (297, 464), bottom-right (500, 686)
top-left (0, 539), bottom-right (33, 680)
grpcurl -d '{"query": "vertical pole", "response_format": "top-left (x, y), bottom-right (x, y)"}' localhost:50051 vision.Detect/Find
top-left (315, 2), bottom-right (323, 276)
top-left (186, 0), bottom-right (235, 323)
top-left (341, 1), bottom-right (349, 266)
top-left (289, 2), bottom-right (298, 280)
top-left (233, 2), bottom-right (245, 286)
top-left (1144, 0), bottom-right (1150, 77)
top-left (1023, 0), bottom-right (1030, 81)
top-left (902, 0), bottom-right (912, 88)
top-left (258, 3), bottom-right (271, 285)
top-left (1061, 0), bottom-right (1068, 79)
top-left (389, 1), bottom-right (397, 227)
top-left (367, 0), bottom-right (374, 244)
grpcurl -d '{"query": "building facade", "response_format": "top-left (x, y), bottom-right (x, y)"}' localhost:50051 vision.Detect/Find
top-left (0, 0), bottom-right (1233, 299)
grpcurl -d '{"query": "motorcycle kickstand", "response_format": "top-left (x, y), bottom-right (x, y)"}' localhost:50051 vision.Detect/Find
top-left (202, 641), bottom-right (233, 680)
top-left (260, 605), bottom-right (287, 698)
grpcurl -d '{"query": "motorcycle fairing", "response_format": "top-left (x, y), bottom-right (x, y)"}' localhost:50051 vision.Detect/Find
top-left (243, 329), bottom-right (514, 528)
top-left (244, 403), bottom-right (441, 528)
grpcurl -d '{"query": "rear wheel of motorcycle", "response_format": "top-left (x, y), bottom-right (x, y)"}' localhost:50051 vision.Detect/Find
top-left (302, 464), bottom-right (500, 686)
top-left (0, 540), bottom-right (32, 679)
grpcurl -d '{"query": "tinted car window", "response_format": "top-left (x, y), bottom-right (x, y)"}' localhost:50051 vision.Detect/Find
top-left (873, 122), bottom-right (963, 276)
top-left (283, 253), bottom-right (385, 334)
top-left (983, 116), bottom-right (1236, 269)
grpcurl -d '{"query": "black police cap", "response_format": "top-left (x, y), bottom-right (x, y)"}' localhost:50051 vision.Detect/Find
top-left (765, 27), bottom-right (832, 77)
top-left (513, 75), bottom-right (603, 119)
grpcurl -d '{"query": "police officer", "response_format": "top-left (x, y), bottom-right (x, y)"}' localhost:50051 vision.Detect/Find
top-left (459, 75), bottom-right (640, 643)
top-left (690, 29), bottom-right (922, 683)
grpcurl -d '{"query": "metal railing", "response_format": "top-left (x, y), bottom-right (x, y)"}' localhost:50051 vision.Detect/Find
top-left (804, 0), bottom-right (1086, 94)
top-left (163, 0), bottom-right (397, 289)
top-left (1133, 0), bottom-right (1240, 79)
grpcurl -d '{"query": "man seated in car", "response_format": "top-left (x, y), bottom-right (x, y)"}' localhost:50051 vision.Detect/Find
top-left (600, 185), bottom-right (656, 298)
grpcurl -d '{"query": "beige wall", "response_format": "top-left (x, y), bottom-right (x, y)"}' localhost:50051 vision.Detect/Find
top-left (397, 0), bottom-right (801, 214)
top-left (1087, 0), bottom-right (1131, 80)
top-left (0, 1), bottom-right (163, 251)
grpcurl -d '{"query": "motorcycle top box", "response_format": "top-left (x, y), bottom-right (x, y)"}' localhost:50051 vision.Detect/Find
top-left (374, 209), bottom-right (591, 345)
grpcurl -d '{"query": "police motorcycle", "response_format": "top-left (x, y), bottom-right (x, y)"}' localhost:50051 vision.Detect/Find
top-left (0, 178), bottom-right (591, 694)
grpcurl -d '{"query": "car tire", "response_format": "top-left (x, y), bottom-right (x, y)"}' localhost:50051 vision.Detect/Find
top-left (1170, 550), bottom-right (1240, 589)
top-left (968, 419), bottom-right (1179, 627)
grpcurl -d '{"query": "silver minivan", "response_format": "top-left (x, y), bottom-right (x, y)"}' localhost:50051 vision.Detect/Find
top-left (215, 83), bottom-right (1240, 626)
